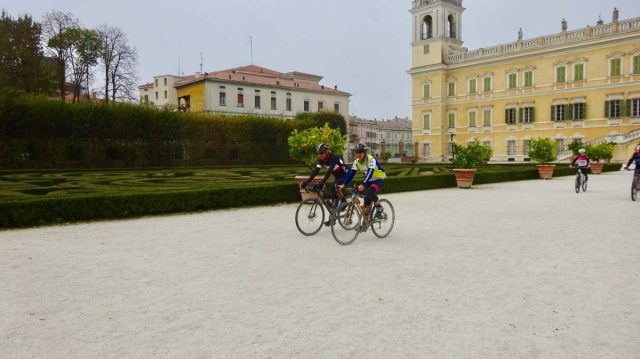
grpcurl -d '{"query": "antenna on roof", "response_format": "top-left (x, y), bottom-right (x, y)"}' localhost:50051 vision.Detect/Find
top-left (199, 52), bottom-right (203, 73)
top-left (248, 36), bottom-right (253, 65)
top-left (178, 57), bottom-right (181, 76)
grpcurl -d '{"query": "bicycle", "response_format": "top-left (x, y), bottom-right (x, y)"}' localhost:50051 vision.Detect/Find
top-left (295, 184), bottom-right (346, 236)
top-left (330, 185), bottom-right (395, 245)
top-left (625, 167), bottom-right (640, 201)
top-left (570, 165), bottom-right (589, 193)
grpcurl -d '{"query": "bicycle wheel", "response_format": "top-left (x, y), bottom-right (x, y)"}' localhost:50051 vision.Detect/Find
top-left (331, 201), bottom-right (361, 245)
top-left (371, 199), bottom-right (395, 238)
top-left (295, 199), bottom-right (325, 236)
top-left (581, 174), bottom-right (588, 192)
top-left (632, 176), bottom-right (639, 202)
top-left (574, 173), bottom-right (581, 193)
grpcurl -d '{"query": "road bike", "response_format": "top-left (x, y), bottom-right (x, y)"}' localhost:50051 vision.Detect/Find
top-left (570, 165), bottom-right (589, 193)
top-left (330, 185), bottom-right (395, 245)
top-left (625, 167), bottom-right (640, 201)
top-left (295, 184), bottom-right (345, 236)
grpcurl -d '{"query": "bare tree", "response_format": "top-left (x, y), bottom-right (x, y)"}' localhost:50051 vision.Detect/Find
top-left (65, 28), bottom-right (101, 102)
top-left (97, 25), bottom-right (138, 103)
top-left (41, 11), bottom-right (78, 100)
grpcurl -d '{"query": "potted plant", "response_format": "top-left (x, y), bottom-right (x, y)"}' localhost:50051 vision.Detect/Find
top-left (586, 142), bottom-right (614, 174)
top-left (451, 140), bottom-right (493, 188)
top-left (528, 137), bottom-right (557, 179)
top-left (288, 123), bottom-right (347, 199)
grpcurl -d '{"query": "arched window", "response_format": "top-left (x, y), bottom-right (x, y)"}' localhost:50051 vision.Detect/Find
top-left (421, 15), bottom-right (433, 40)
top-left (447, 14), bottom-right (456, 39)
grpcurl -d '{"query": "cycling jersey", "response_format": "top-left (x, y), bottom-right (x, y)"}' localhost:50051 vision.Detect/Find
top-left (626, 153), bottom-right (640, 168)
top-left (307, 153), bottom-right (350, 185)
top-left (344, 154), bottom-right (386, 184)
top-left (571, 154), bottom-right (590, 167)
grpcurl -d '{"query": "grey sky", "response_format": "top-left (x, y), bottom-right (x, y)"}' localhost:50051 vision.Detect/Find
top-left (3, 0), bottom-right (637, 120)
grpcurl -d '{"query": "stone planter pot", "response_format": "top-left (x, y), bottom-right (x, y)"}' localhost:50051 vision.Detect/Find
top-left (294, 175), bottom-right (321, 200)
top-left (536, 164), bottom-right (556, 179)
top-left (590, 162), bottom-right (605, 174)
top-left (452, 168), bottom-right (477, 188)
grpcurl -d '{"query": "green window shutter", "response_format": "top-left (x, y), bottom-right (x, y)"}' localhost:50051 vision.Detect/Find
top-left (566, 104), bottom-right (573, 120)
top-left (505, 109), bottom-right (509, 123)
top-left (611, 59), bottom-right (621, 76)
top-left (634, 56), bottom-right (640, 74)
top-left (551, 105), bottom-right (556, 121)
top-left (470, 79), bottom-right (476, 94)
top-left (604, 101), bottom-right (610, 118)
top-left (583, 103), bottom-right (587, 119)
top-left (531, 107), bottom-right (535, 122)
top-left (519, 108), bottom-right (524, 123)
top-left (574, 64), bottom-right (583, 81)
top-left (524, 71), bottom-right (532, 87)
top-left (623, 99), bottom-right (630, 117)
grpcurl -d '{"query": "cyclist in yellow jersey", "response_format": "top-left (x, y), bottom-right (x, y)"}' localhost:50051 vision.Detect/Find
top-left (339, 143), bottom-right (386, 219)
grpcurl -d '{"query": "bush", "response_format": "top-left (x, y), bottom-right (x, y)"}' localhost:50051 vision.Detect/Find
top-left (287, 123), bottom-right (347, 166)
top-left (528, 138), bottom-right (557, 163)
top-left (586, 142), bottom-right (615, 162)
top-left (452, 141), bottom-right (493, 169)
top-left (567, 139), bottom-right (584, 155)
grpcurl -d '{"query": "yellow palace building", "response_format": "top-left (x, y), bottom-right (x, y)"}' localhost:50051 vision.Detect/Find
top-left (409, 0), bottom-right (640, 162)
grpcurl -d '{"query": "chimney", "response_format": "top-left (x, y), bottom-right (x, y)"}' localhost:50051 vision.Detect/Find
top-left (334, 85), bottom-right (337, 90)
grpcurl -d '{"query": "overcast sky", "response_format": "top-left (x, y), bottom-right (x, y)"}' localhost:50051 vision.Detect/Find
top-left (3, 0), bottom-right (637, 120)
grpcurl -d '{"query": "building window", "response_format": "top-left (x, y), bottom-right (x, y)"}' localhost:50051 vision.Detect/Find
top-left (303, 100), bottom-right (310, 112)
top-left (555, 139), bottom-right (565, 153)
top-left (423, 143), bottom-right (431, 158)
top-left (483, 77), bottom-right (491, 92)
top-left (164, 78), bottom-right (167, 86)
top-left (448, 82), bottom-right (456, 97)
top-left (605, 100), bottom-right (622, 118)
top-left (155, 91), bottom-right (158, 100)
top-left (522, 107), bottom-right (535, 123)
top-left (286, 93), bottom-right (292, 111)
top-left (552, 104), bottom-right (566, 121)
top-left (468, 111), bottom-right (476, 128)
top-left (483, 109), bottom-right (491, 126)
top-left (469, 78), bottom-right (476, 94)
top-left (633, 56), bottom-right (640, 75)
top-left (154, 79), bottom-right (158, 87)
top-left (423, 82), bottom-right (430, 99)
top-left (507, 140), bottom-right (516, 156)
top-left (219, 91), bottom-right (226, 106)
top-left (483, 140), bottom-right (492, 150)
top-left (144, 95), bottom-right (148, 103)
top-left (508, 73), bottom-right (516, 89)
top-left (572, 103), bottom-right (586, 120)
top-left (556, 66), bottom-right (566, 83)
top-left (237, 88), bottom-right (244, 107)
top-left (164, 90), bottom-right (167, 99)
top-left (317, 101), bottom-right (324, 112)
top-left (423, 44), bottom-right (429, 54)
top-left (334, 103), bottom-right (340, 112)
top-left (631, 98), bottom-right (640, 117)
top-left (524, 71), bottom-right (533, 87)
top-left (448, 113), bottom-right (455, 128)
top-left (270, 91), bottom-right (276, 110)
top-left (522, 140), bottom-right (531, 156)
top-left (574, 63), bottom-right (585, 81)
top-left (421, 15), bottom-right (433, 40)
top-left (610, 58), bottom-right (622, 76)
top-left (422, 113), bottom-right (431, 130)
top-left (447, 14), bottom-right (456, 38)
top-left (505, 108), bottom-right (516, 124)
top-left (254, 90), bottom-right (261, 109)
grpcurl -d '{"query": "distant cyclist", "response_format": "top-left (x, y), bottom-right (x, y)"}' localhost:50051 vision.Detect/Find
top-left (570, 148), bottom-right (591, 182)
top-left (340, 143), bottom-right (387, 219)
top-left (623, 145), bottom-right (640, 173)
top-left (300, 143), bottom-right (351, 225)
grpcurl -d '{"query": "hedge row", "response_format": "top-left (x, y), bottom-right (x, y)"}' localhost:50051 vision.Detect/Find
top-left (0, 163), bottom-right (621, 228)
top-left (0, 95), bottom-right (346, 168)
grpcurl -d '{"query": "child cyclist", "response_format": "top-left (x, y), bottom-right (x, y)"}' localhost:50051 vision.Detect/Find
top-left (623, 145), bottom-right (640, 173)
top-left (339, 143), bottom-right (387, 221)
top-left (570, 148), bottom-right (591, 182)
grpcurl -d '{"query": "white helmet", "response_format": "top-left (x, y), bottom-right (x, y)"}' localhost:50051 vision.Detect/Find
top-left (578, 148), bottom-right (586, 154)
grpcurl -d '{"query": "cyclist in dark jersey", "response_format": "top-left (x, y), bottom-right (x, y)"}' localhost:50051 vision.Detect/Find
top-left (624, 145), bottom-right (640, 174)
top-left (300, 143), bottom-right (351, 225)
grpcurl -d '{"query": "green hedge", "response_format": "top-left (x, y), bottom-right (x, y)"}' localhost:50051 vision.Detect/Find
top-left (0, 163), bottom-right (621, 228)
top-left (0, 95), bottom-right (346, 168)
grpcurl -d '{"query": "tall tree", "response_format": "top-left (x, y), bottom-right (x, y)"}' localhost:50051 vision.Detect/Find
top-left (0, 10), bottom-right (52, 93)
top-left (64, 28), bottom-right (101, 102)
top-left (41, 11), bottom-right (78, 100)
top-left (97, 25), bottom-right (137, 103)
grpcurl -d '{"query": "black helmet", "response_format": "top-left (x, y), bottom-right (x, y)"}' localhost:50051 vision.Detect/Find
top-left (317, 143), bottom-right (329, 153)
top-left (354, 143), bottom-right (368, 153)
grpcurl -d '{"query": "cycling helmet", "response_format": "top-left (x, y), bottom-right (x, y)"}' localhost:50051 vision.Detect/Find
top-left (578, 148), bottom-right (586, 154)
top-left (354, 143), bottom-right (368, 153)
top-left (317, 143), bottom-right (329, 153)
top-left (635, 145), bottom-right (640, 153)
